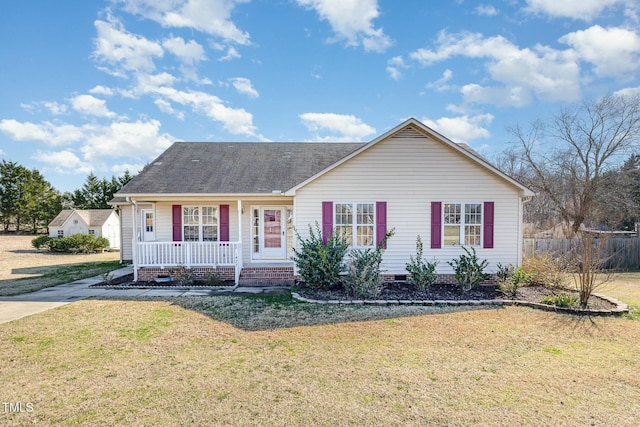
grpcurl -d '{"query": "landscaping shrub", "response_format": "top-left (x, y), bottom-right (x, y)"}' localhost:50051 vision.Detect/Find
top-left (447, 246), bottom-right (490, 292)
top-left (35, 234), bottom-right (110, 253)
top-left (522, 253), bottom-right (568, 289)
top-left (496, 264), bottom-right (533, 297)
top-left (345, 230), bottom-right (394, 299)
top-left (540, 294), bottom-right (579, 308)
top-left (32, 235), bottom-right (52, 249)
top-left (291, 223), bottom-right (350, 290)
top-left (405, 236), bottom-right (438, 291)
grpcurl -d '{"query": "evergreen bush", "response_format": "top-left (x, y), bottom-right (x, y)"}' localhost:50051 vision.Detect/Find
top-left (447, 246), bottom-right (490, 292)
top-left (291, 223), bottom-right (350, 290)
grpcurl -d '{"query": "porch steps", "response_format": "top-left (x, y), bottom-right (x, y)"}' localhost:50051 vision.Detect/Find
top-left (238, 267), bottom-right (295, 287)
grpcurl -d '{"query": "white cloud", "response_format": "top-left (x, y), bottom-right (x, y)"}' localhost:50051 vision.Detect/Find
top-left (162, 36), bottom-right (206, 64)
top-left (119, 0), bottom-right (251, 45)
top-left (410, 31), bottom-right (581, 105)
top-left (426, 69), bottom-right (453, 92)
top-left (230, 77), bottom-right (259, 98)
top-left (80, 119), bottom-right (174, 162)
top-left (219, 46), bottom-right (241, 61)
top-left (70, 94), bottom-right (117, 118)
top-left (386, 56), bottom-right (407, 80)
top-left (89, 85), bottom-right (114, 96)
top-left (154, 98), bottom-right (185, 120)
top-left (43, 101), bottom-right (68, 115)
top-left (524, 0), bottom-right (632, 21)
top-left (296, 0), bottom-right (392, 52)
top-left (421, 114), bottom-right (494, 144)
top-left (32, 150), bottom-right (93, 175)
top-left (299, 113), bottom-right (376, 141)
top-left (614, 86), bottom-right (640, 98)
top-left (93, 18), bottom-right (164, 75)
top-left (150, 86), bottom-right (260, 136)
top-left (111, 162), bottom-right (145, 175)
top-left (475, 5), bottom-right (498, 16)
top-left (560, 25), bottom-right (640, 79)
top-left (0, 119), bottom-right (84, 146)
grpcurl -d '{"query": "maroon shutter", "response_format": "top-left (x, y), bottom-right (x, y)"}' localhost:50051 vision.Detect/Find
top-left (376, 201), bottom-right (387, 249)
top-left (431, 201), bottom-right (442, 249)
top-left (483, 201), bottom-right (494, 249)
top-left (172, 205), bottom-right (182, 241)
top-left (322, 201), bottom-right (333, 244)
top-left (219, 204), bottom-right (230, 241)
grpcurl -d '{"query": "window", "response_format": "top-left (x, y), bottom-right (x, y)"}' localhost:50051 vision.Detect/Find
top-left (57, 230), bottom-right (64, 237)
top-left (335, 202), bottom-right (375, 247)
top-left (183, 206), bottom-right (218, 242)
top-left (443, 203), bottom-right (482, 246)
top-left (88, 229), bottom-right (96, 235)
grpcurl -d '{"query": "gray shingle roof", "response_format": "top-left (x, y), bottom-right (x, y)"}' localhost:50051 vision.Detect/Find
top-left (118, 142), bottom-right (365, 195)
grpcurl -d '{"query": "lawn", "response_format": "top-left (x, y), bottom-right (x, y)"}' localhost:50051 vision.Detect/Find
top-left (1, 276), bottom-right (640, 426)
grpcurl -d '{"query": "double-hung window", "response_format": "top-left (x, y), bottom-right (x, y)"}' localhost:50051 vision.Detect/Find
top-left (335, 202), bottom-right (375, 247)
top-left (443, 203), bottom-right (482, 246)
top-left (183, 206), bottom-right (218, 241)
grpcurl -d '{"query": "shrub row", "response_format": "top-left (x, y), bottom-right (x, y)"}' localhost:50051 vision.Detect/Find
top-left (292, 224), bottom-right (492, 298)
top-left (32, 234), bottom-right (111, 254)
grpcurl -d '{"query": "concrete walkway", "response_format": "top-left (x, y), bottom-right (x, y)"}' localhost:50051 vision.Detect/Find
top-left (0, 266), bottom-right (289, 324)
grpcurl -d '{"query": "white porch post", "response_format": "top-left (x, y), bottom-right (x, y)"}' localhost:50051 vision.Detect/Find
top-left (131, 202), bottom-right (138, 281)
top-left (236, 199), bottom-right (243, 285)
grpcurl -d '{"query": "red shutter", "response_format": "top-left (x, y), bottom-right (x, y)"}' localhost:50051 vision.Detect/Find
top-left (322, 201), bottom-right (333, 244)
top-left (431, 201), bottom-right (442, 249)
top-left (172, 205), bottom-right (182, 241)
top-left (219, 204), bottom-right (230, 242)
top-left (483, 201), bottom-right (494, 249)
top-left (376, 201), bottom-right (387, 249)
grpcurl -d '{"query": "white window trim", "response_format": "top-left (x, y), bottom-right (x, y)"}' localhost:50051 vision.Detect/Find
top-left (334, 202), bottom-right (376, 248)
top-left (443, 202), bottom-right (483, 247)
top-left (182, 205), bottom-right (220, 242)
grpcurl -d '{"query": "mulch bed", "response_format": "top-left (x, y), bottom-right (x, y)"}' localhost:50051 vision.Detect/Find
top-left (91, 273), bottom-right (235, 288)
top-left (297, 281), bottom-right (618, 310)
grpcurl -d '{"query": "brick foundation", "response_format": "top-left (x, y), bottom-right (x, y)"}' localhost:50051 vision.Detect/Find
top-left (239, 266), bottom-right (295, 286)
top-left (137, 266), bottom-right (235, 282)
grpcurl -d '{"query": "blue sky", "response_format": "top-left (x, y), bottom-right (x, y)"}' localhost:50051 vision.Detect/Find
top-left (1, 0), bottom-right (639, 192)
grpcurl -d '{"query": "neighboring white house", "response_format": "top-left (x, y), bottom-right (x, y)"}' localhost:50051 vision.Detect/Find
top-left (48, 209), bottom-right (121, 250)
top-left (110, 118), bottom-right (534, 284)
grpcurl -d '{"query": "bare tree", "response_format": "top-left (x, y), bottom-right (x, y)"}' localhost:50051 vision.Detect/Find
top-left (509, 94), bottom-right (640, 235)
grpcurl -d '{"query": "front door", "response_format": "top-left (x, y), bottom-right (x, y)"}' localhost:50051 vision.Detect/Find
top-left (141, 209), bottom-right (155, 241)
top-left (260, 207), bottom-right (286, 259)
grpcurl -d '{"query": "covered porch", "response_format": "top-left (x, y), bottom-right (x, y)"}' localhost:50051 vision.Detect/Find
top-left (129, 198), bottom-right (295, 285)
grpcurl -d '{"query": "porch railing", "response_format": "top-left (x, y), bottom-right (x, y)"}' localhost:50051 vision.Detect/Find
top-left (136, 241), bottom-right (240, 270)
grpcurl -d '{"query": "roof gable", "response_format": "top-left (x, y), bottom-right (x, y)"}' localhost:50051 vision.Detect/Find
top-left (287, 118), bottom-right (534, 196)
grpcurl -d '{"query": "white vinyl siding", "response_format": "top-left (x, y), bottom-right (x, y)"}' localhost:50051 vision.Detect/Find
top-left (294, 126), bottom-right (524, 275)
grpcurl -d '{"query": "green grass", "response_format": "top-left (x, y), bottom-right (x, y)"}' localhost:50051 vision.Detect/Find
top-left (0, 260), bottom-right (122, 296)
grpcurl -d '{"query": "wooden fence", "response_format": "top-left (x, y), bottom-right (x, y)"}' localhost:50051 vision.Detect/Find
top-left (523, 238), bottom-right (640, 270)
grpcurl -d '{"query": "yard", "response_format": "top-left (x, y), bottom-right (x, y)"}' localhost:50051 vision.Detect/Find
top-left (1, 235), bottom-right (640, 426)
top-left (0, 235), bottom-right (120, 296)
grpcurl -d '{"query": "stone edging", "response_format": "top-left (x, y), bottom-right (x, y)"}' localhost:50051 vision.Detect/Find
top-left (291, 292), bottom-right (630, 316)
